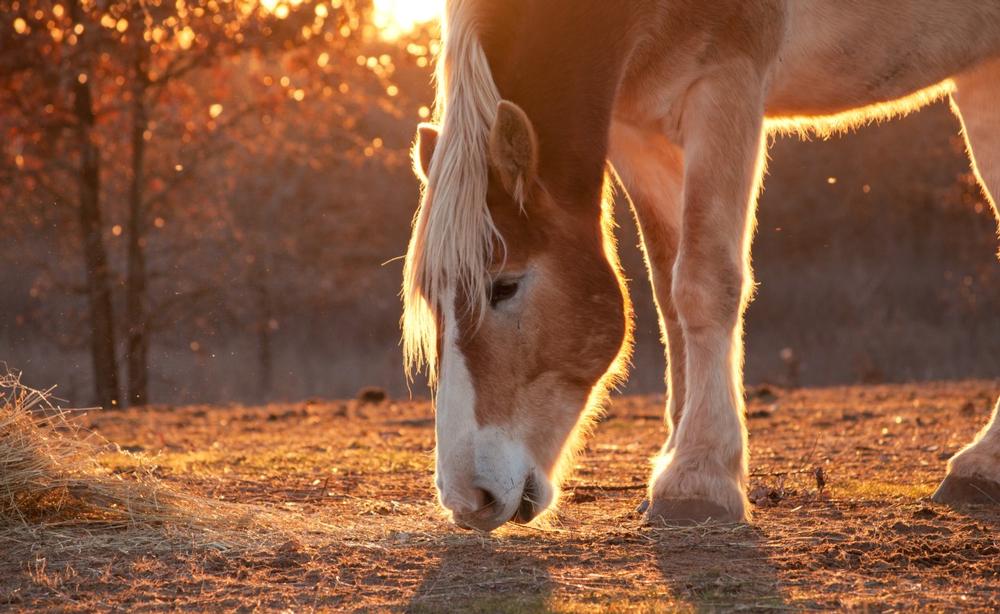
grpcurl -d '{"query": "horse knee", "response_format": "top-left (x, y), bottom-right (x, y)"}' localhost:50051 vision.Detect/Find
top-left (671, 255), bottom-right (746, 334)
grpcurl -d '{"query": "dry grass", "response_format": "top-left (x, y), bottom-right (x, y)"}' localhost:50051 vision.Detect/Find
top-left (0, 371), bottom-right (314, 561)
top-left (2, 372), bottom-right (172, 527)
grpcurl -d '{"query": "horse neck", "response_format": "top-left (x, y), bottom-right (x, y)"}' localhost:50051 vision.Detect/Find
top-left (478, 1), bottom-right (643, 206)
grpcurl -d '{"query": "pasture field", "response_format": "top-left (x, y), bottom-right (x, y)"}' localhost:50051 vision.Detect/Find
top-left (3, 380), bottom-right (999, 612)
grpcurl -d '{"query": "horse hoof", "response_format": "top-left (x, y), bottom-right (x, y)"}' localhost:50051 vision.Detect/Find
top-left (932, 474), bottom-right (1000, 505)
top-left (644, 497), bottom-right (740, 526)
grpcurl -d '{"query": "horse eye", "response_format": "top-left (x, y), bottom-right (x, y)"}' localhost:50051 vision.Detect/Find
top-left (489, 280), bottom-right (519, 307)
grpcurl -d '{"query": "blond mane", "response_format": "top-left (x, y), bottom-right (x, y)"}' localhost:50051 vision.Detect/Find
top-left (402, 0), bottom-right (502, 384)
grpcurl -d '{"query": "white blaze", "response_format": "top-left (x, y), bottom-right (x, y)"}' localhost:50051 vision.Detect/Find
top-left (434, 290), bottom-right (478, 514)
top-left (434, 289), bottom-right (534, 523)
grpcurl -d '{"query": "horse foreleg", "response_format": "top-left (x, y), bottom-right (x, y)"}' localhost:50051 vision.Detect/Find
top-left (645, 65), bottom-right (766, 525)
top-left (609, 122), bottom-right (686, 448)
top-left (934, 59), bottom-right (1000, 505)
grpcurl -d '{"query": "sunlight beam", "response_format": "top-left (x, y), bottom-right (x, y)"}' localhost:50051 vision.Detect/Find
top-left (373, 0), bottom-right (442, 40)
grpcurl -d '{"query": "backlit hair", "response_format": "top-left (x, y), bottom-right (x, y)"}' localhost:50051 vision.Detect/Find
top-left (402, 0), bottom-right (502, 384)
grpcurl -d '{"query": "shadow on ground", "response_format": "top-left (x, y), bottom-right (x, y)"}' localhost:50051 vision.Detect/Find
top-left (650, 524), bottom-right (788, 611)
top-left (408, 536), bottom-right (554, 613)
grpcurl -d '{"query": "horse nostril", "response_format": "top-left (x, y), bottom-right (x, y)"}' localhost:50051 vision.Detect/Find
top-left (513, 474), bottom-right (540, 524)
top-left (475, 487), bottom-right (498, 513)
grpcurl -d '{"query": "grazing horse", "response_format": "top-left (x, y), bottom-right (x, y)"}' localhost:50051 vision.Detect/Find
top-left (403, 0), bottom-right (1000, 531)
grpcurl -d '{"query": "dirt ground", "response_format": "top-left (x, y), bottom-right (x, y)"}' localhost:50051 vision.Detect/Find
top-left (3, 380), bottom-right (999, 612)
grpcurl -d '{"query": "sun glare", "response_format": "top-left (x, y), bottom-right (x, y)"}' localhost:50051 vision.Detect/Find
top-left (373, 0), bottom-right (442, 39)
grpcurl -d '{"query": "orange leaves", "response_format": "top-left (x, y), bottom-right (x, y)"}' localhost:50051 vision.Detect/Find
top-left (176, 26), bottom-right (195, 49)
top-left (98, 14), bottom-right (127, 32)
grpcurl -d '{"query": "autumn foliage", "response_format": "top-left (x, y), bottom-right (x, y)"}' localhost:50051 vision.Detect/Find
top-left (1, 1), bottom-right (434, 407)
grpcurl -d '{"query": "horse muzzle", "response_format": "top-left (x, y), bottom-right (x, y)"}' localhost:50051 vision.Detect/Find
top-left (448, 472), bottom-right (546, 532)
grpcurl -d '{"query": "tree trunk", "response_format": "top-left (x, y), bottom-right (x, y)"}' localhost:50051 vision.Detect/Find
top-left (126, 43), bottom-right (150, 407)
top-left (71, 1), bottom-right (120, 409)
top-left (254, 276), bottom-right (274, 400)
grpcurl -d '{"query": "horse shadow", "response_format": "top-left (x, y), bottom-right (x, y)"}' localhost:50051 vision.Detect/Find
top-left (649, 523), bottom-right (789, 611)
top-left (406, 532), bottom-right (554, 613)
top-left (404, 523), bottom-right (787, 612)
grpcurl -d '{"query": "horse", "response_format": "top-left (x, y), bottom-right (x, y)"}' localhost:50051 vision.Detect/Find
top-left (403, 0), bottom-right (1000, 532)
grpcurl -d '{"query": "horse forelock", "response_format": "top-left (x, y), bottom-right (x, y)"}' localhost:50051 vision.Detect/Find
top-left (402, 0), bottom-right (504, 385)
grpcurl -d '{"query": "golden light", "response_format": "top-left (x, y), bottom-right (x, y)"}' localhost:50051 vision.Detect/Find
top-left (372, 0), bottom-right (442, 40)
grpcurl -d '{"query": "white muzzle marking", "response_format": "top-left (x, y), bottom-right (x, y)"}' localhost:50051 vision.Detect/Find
top-left (434, 291), bottom-right (536, 527)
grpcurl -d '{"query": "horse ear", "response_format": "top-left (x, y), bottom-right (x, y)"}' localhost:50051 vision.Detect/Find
top-left (414, 123), bottom-right (439, 184)
top-left (489, 100), bottom-right (539, 201)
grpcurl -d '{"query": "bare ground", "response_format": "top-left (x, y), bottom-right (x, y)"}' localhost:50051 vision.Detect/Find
top-left (2, 380), bottom-right (999, 612)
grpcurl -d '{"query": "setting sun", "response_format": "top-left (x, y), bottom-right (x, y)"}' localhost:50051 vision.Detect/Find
top-left (373, 0), bottom-right (442, 39)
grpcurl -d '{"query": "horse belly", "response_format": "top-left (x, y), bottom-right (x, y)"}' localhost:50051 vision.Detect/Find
top-left (765, 0), bottom-right (1000, 118)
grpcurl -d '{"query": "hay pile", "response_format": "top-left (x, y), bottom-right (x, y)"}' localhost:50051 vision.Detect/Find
top-left (0, 372), bottom-right (281, 554)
